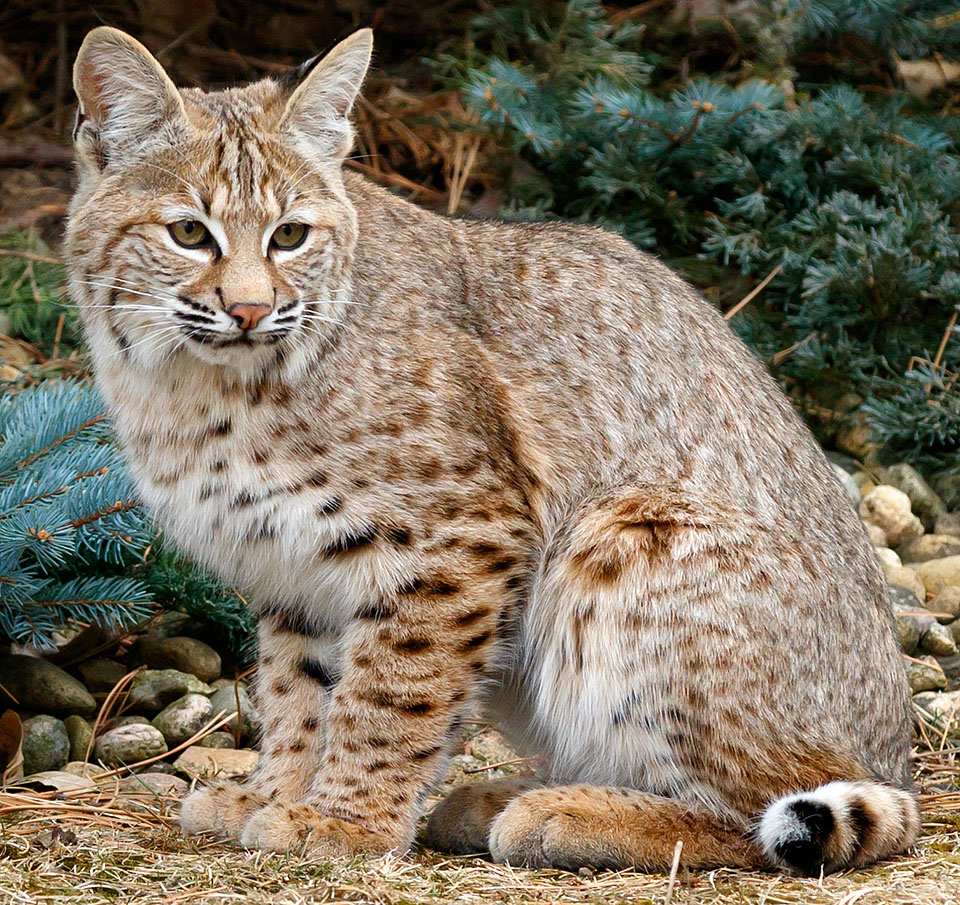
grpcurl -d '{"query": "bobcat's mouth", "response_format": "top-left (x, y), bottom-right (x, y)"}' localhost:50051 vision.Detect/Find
top-left (172, 303), bottom-right (296, 348)
top-left (178, 327), bottom-right (290, 348)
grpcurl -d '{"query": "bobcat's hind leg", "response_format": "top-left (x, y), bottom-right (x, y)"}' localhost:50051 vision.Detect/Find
top-left (180, 612), bottom-right (337, 839)
top-left (489, 784), bottom-right (762, 871)
top-left (423, 776), bottom-right (542, 854)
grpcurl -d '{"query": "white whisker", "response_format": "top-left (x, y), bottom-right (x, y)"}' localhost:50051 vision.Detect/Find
top-left (75, 279), bottom-right (178, 305)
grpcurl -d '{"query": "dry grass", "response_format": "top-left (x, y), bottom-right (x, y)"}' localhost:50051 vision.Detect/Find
top-left (0, 749), bottom-right (958, 905)
top-left (0, 812), bottom-right (957, 905)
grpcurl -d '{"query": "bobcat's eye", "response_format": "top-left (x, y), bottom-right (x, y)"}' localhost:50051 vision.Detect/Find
top-left (169, 220), bottom-right (211, 249)
top-left (270, 223), bottom-right (309, 251)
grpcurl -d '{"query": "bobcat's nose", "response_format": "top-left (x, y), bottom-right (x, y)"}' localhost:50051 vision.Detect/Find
top-left (227, 303), bottom-right (271, 330)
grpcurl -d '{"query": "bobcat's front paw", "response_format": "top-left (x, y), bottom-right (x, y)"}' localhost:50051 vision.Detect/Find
top-left (239, 801), bottom-right (396, 858)
top-left (180, 782), bottom-right (268, 840)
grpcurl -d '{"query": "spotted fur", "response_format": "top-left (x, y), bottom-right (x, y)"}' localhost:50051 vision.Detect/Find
top-left (68, 27), bottom-right (916, 873)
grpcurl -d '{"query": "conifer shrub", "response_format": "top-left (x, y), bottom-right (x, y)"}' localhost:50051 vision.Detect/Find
top-left (434, 0), bottom-right (960, 497)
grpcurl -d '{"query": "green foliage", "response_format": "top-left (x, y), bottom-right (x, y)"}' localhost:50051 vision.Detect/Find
top-left (0, 235), bottom-right (78, 357)
top-left (145, 552), bottom-right (257, 664)
top-left (783, 0), bottom-right (960, 59)
top-left (436, 0), bottom-right (960, 483)
top-left (0, 380), bottom-right (152, 648)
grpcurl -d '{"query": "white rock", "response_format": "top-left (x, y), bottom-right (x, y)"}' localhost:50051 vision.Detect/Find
top-left (874, 547), bottom-right (902, 570)
top-left (119, 772), bottom-right (188, 797)
top-left (865, 522), bottom-right (887, 547)
top-left (915, 556), bottom-right (960, 596)
top-left (152, 693), bottom-right (214, 747)
top-left (883, 565), bottom-right (926, 603)
top-left (919, 621), bottom-right (959, 657)
top-left (878, 463), bottom-right (947, 532)
top-left (173, 747), bottom-right (258, 781)
top-left (94, 724), bottom-right (168, 766)
top-left (860, 485), bottom-right (924, 547)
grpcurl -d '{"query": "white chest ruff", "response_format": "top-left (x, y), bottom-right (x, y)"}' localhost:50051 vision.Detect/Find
top-left (103, 364), bottom-right (404, 627)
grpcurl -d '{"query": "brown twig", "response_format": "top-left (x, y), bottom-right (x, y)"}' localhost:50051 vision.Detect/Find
top-left (51, 312), bottom-right (65, 362)
top-left (0, 248), bottom-right (61, 266)
top-left (462, 756), bottom-right (536, 774)
top-left (15, 414), bottom-right (106, 471)
top-left (724, 264), bottom-right (783, 321)
top-left (926, 310), bottom-right (960, 392)
top-left (608, 0), bottom-right (667, 25)
top-left (84, 668), bottom-right (143, 764)
top-left (446, 133), bottom-right (481, 215)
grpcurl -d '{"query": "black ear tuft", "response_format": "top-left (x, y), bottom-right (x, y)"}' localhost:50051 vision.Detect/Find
top-left (72, 109), bottom-right (87, 142)
top-left (279, 14), bottom-right (378, 90)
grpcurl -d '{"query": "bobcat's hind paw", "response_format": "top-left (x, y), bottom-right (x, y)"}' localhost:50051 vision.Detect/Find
top-left (239, 801), bottom-right (396, 858)
top-left (179, 783), bottom-right (268, 840)
top-left (423, 776), bottom-right (542, 854)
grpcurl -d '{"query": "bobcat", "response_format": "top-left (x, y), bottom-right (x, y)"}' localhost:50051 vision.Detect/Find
top-left (66, 25), bottom-right (918, 874)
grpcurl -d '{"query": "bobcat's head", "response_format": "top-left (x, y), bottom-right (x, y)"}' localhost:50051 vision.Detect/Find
top-left (65, 26), bottom-right (372, 377)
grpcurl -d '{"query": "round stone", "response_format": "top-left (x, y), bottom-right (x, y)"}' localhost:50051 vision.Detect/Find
top-left (94, 723), bottom-right (168, 766)
top-left (126, 669), bottom-right (214, 715)
top-left (884, 566), bottom-right (926, 603)
top-left (831, 464), bottom-right (861, 509)
top-left (878, 463), bottom-right (947, 532)
top-left (173, 746), bottom-right (258, 781)
top-left (77, 658), bottom-right (128, 694)
top-left (920, 622), bottom-right (959, 657)
top-left (134, 636), bottom-right (221, 683)
top-left (119, 772), bottom-right (189, 796)
top-left (897, 534), bottom-right (960, 564)
top-left (875, 547), bottom-right (901, 571)
top-left (935, 512), bottom-right (960, 539)
top-left (894, 613), bottom-right (921, 655)
top-left (64, 715), bottom-right (94, 762)
top-left (913, 690), bottom-right (960, 737)
top-left (915, 556), bottom-right (960, 596)
top-left (196, 731), bottom-right (236, 749)
top-left (152, 693), bottom-right (214, 747)
top-left (114, 715), bottom-right (153, 728)
top-left (0, 655), bottom-right (95, 717)
top-left (904, 655), bottom-right (947, 693)
top-left (21, 715), bottom-right (69, 774)
top-left (931, 586), bottom-right (960, 620)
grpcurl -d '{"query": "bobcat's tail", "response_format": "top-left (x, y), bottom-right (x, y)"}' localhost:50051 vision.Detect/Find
top-left (756, 780), bottom-right (920, 874)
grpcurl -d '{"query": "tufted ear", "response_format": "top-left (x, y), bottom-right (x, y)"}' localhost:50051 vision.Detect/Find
top-left (279, 28), bottom-right (373, 159)
top-left (73, 27), bottom-right (185, 168)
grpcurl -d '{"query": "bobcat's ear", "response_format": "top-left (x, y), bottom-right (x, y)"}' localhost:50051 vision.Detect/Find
top-left (279, 28), bottom-right (373, 159)
top-left (73, 27), bottom-right (185, 168)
